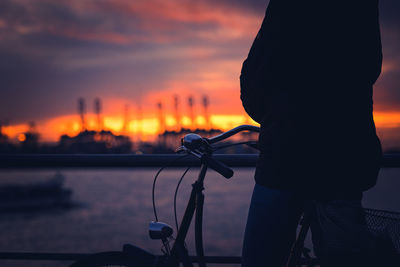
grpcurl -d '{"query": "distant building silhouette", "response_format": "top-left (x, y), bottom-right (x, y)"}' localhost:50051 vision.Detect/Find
top-left (122, 104), bottom-right (130, 134)
top-left (59, 130), bottom-right (131, 153)
top-left (202, 95), bottom-right (211, 130)
top-left (173, 95), bottom-right (181, 131)
top-left (94, 98), bottom-right (103, 131)
top-left (0, 120), bottom-right (16, 153)
top-left (78, 98), bottom-right (87, 131)
top-left (19, 122), bottom-right (40, 153)
top-left (188, 95), bottom-right (195, 129)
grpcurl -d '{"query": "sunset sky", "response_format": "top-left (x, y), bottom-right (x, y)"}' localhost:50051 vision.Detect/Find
top-left (0, 0), bottom-right (399, 149)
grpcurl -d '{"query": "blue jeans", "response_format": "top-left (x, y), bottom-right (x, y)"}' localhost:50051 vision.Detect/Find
top-left (242, 184), bottom-right (384, 267)
top-left (241, 184), bottom-right (304, 267)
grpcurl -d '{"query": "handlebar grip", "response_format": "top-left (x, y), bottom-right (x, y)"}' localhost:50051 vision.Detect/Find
top-left (201, 155), bottom-right (234, 179)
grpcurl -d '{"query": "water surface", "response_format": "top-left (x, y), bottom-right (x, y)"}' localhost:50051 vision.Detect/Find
top-left (0, 168), bottom-right (398, 266)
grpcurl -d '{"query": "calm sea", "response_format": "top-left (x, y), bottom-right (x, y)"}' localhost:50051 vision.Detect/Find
top-left (0, 168), bottom-right (399, 267)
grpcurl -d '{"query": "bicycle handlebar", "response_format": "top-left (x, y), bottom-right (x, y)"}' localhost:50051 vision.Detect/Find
top-left (201, 154), bottom-right (234, 178)
top-left (206, 125), bottom-right (260, 144)
top-left (180, 125), bottom-right (260, 179)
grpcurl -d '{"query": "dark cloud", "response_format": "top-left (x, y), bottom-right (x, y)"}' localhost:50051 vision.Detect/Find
top-left (380, 0), bottom-right (400, 25)
top-left (0, 0), bottom-right (263, 122)
top-left (374, 0), bottom-right (400, 111)
top-left (0, 49), bottom-right (93, 123)
top-left (0, 0), bottom-right (399, 126)
top-left (375, 70), bottom-right (400, 110)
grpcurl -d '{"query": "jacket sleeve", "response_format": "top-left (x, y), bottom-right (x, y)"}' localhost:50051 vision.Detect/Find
top-left (240, 0), bottom-right (281, 124)
top-left (239, 26), bottom-right (267, 124)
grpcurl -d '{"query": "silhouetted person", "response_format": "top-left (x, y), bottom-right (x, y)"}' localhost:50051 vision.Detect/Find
top-left (240, 0), bottom-right (384, 266)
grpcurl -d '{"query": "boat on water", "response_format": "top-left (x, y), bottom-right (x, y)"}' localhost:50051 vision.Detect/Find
top-left (0, 172), bottom-right (73, 212)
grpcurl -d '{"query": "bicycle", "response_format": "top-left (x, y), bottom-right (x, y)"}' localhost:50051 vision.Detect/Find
top-left (69, 125), bottom-right (400, 267)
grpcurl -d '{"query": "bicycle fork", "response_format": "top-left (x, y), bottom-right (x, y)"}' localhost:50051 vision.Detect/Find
top-left (168, 163), bottom-right (208, 267)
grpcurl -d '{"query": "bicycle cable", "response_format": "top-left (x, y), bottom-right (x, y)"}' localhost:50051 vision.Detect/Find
top-left (212, 141), bottom-right (258, 152)
top-left (152, 154), bottom-right (190, 222)
top-left (174, 166), bottom-right (191, 232)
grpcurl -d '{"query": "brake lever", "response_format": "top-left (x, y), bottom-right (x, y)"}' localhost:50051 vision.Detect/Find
top-left (176, 146), bottom-right (203, 159)
top-left (175, 146), bottom-right (187, 154)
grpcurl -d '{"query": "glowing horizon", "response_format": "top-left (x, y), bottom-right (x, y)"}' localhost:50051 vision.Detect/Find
top-left (1, 112), bottom-right (255, 143)
top-left (2, 111), bottom-right (400, 144)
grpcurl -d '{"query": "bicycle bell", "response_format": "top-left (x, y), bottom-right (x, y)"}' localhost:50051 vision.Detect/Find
top-left (182, 133), bottom-right (204, 150)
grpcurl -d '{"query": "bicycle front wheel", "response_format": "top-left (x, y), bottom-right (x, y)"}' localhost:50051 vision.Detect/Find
top-left (69, 251), bottom-right (154, 267)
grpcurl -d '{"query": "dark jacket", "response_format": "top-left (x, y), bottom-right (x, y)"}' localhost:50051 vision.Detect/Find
top-left (240, 0), bottom-right (382, 197)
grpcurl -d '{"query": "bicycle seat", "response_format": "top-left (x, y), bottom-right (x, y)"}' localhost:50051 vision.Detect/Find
top-left (123, 244), bottom-right (155, 260)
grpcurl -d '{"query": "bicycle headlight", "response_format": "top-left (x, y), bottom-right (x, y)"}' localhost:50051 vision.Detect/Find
top-left (149, 221), bottom-right (173, 240)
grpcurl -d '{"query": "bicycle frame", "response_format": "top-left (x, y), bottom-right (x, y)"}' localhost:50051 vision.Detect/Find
top-left (167, 164), bottom-right (312, 267)
top-left (162, 125), bottom-right (261, 267)
top-left (165, 125), bottom-right (260, 267)
top-left (166, 163), bottom-right (208, 267)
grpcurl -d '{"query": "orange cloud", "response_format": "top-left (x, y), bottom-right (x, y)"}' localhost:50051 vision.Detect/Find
top-left (2, 124), bottom-right (28, 141)
top-left (49, 28), bottom-right (131, 45)
top-left (92, 0), bottom-right (261, 33)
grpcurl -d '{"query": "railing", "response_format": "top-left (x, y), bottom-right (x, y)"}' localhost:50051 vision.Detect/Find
top-left (1, 153), bottom-right (400, 168)
top-left (0, 252), bottom-right (244, 264)
top-left (0, 153), bottom-right (399, 264)
top-left (0, 154), bottom-right (257, 168)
